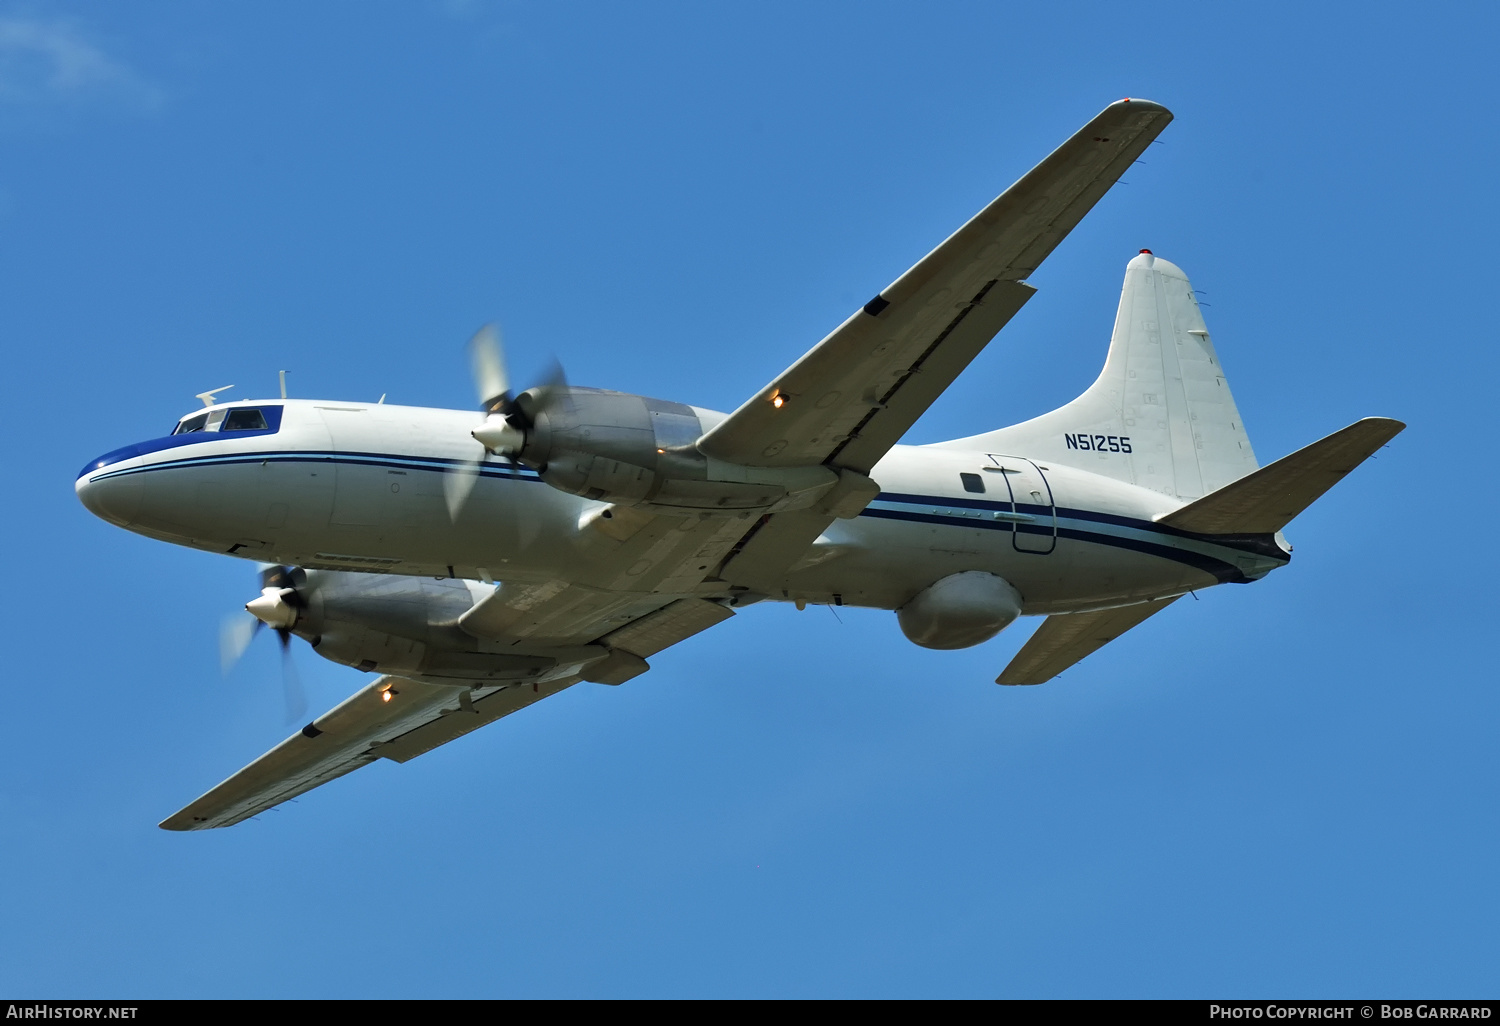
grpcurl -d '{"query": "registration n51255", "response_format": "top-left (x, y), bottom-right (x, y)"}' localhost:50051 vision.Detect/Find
top-left (1065, 433), bottom-right (1132, 453)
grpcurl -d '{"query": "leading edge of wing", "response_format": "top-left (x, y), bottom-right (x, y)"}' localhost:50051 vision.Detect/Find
top-left (697, 98), bottom-right (1173, 473)
top-left (871, 97), bottom-right (1171, 308)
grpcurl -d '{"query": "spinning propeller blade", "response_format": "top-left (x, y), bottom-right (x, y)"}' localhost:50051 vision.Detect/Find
top-left (469, 323), bottom-right (511, 413)
top-left (528, 358), bottom-right (568, 419)
top-left (224, 565), bottom-right (311, 725)
top-left (443, 459), bottom-right (482, 521)
top-left (219, 613), bottom-right (261, 675)
top-left (275, 627), bottom-right (308, 726)
top-left (444, 324), bottom-right (567, 522)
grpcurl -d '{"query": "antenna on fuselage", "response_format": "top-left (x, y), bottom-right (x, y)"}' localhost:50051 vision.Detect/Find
top-left (279, 370), bottom-right (288, 399)
top-left (195, 385), bottom-right (234, 407)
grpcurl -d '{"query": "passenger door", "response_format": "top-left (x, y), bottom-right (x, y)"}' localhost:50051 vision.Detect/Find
top-left (985, 454), bottom-right (1056, 554)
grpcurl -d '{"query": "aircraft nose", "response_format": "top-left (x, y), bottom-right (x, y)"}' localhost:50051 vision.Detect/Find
top-left (76, 454), bottom-right (143, 526)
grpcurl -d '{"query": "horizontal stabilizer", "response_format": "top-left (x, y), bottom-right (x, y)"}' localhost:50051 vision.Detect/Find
top-left (1158, 417), bottom-right (1405, 535)
top-left (997, 597), bottom-right (1179, 686)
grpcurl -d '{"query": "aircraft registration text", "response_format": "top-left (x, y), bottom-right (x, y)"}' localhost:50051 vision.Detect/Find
top-left (1065, 433), bottom-right (1132, 453)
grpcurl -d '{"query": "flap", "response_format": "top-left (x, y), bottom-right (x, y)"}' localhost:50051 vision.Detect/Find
top-left (602, 597), bottom-right (735, 658)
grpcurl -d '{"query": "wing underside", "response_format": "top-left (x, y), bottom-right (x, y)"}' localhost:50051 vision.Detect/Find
top-left (159, 674), bottom-right (578, 830)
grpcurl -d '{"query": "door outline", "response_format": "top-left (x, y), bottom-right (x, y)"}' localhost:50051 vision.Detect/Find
top-left (319, 408), bottom-right (385, 527)
top-left (985, 454), bottom-right (1056, 554)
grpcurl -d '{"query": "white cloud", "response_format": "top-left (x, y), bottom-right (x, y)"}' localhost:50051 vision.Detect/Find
top-left (0, 15), bottom-right (162, 112)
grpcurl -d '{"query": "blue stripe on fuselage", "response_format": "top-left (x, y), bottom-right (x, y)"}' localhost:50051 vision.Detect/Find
top-left (84, 448), bottom-right (544, 483)
top-left (78, 406), bottom-right (286, 479)
top-left (860, 493), bottom-right (1286, 584)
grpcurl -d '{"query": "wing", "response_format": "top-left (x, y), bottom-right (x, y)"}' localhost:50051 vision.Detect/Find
top-left (996, 597), bottom-right (1180, 686)
top-left (698, 98), bottom-right (1173, 475)
top-left (159, 673), bottom-right (579, 830)
top-left (164, 518), bottom-right (748, 830)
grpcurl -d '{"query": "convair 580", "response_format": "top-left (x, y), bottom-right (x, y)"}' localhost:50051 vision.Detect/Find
top-left (75, 99), bottom-right (1403, 830)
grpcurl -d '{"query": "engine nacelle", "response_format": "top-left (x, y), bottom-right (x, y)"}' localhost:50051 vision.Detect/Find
top-left (897, 572), bottom-right (1024, 650)
top-left (517, 387), bottom-right (858, 516)
top-left (290, 571), bottom-right (578, 682)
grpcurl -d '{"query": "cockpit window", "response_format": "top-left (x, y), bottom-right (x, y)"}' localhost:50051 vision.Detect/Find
top-left (167, 404), bottom-right (282, 439)
top-left (223, 408), bottom-right (269, 431)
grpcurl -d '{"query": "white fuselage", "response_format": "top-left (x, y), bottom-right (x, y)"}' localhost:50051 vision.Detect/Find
top-left (76, 398), bottom-right (1287, 616)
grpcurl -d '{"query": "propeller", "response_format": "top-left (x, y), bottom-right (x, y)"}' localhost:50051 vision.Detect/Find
top-left (274, 623), bottom-right (309, 726)
top-left (444, 323), bottom-right (567, 520)
top-left (219, 564), bottom-right (310, 725)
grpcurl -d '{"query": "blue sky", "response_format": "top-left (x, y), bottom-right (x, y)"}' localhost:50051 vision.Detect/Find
top-left (2, 1), bottom-right (1496, 998)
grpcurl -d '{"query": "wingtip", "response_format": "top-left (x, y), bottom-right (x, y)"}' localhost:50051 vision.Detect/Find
top-left (1351, 416), bottom-right (1407, 443)
top-left (1111, 97), bottom-right (1172, 116)
top-left (159, 810), bottom-right (216, 831)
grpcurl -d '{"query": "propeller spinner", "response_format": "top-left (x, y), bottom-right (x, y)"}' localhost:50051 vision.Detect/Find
top-left (443, 323), bottom-right (566, 519)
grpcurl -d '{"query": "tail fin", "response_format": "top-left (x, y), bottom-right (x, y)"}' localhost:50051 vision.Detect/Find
top-left (934, 251), bottom-right (1258, 500)
top-left (1159, 417), bottom-right (1404, 535)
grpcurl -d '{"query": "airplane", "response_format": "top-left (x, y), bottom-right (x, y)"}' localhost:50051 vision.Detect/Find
top-left (75, 98), bottom-right (1404, 830)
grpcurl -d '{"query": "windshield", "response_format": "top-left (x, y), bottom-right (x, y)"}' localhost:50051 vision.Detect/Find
top-left (170, 405), bottom-right (283, 437)
top-left (223, 408), bottom-right (268, 431)
top-left (173, 413), bottom-right (209, 434)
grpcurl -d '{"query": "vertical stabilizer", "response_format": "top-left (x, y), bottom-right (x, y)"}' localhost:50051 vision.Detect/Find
top-left (934, 252), bottom-right (1258, 500)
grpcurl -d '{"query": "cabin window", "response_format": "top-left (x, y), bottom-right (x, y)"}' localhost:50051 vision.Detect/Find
top-left (173, 413), bottom-right (209, 434)
top-left (960, 472), bottom-right (985, 494)
top-left (223, 408), bottom-right (269, 431)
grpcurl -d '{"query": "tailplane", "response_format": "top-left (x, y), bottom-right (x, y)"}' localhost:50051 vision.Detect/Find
top-left (1159, 417), bottom-right (1404, 535)
top-left (934, 251), bottom-right (1258, 501)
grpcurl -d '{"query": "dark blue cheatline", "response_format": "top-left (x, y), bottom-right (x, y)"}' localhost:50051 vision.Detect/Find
top-left (78, 406), bottom-right (286, 479)
top-left (82, 447), bottom-right (543, 484)
top-left (860, 492), bottom-right (1287, 584)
